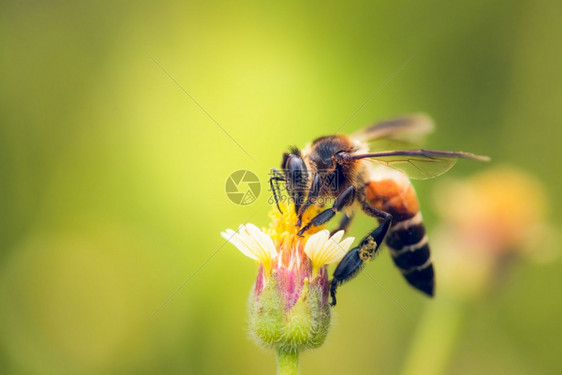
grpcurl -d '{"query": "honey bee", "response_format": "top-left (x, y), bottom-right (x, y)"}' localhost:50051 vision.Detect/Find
top-left (269, 114), bottom-right (489, 306)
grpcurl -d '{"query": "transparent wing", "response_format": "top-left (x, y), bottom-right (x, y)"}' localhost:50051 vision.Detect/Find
top-left (349, 149), bottom-right (490, 180)
top-left (351, 113), bottom-right (434, 146)
top-left (369, 155), bottom-right (457, 180)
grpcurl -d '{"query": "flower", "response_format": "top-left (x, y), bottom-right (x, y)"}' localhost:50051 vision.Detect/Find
top-left (433, 166), bottom-right (548, 255)
top-left (221, 202), bottom-right (355, 369)
top-left (431, 165), bottom-right (554, 298)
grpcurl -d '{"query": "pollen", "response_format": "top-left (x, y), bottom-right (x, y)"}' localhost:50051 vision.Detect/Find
top-left (267, 201), bottom-right (325, 240)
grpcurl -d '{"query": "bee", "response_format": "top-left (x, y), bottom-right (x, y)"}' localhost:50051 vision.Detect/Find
top-left (269, 114), bottom-right (489, 306)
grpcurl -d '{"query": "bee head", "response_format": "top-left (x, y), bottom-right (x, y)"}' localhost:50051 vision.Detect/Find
top-left (282, 147), bottom-right (308, 214)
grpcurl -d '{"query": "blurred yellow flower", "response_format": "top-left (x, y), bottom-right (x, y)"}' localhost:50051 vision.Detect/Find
top-left (434, 166), bottom-right (549, 257)
top-left (431, 165), bottom-right (554, 298)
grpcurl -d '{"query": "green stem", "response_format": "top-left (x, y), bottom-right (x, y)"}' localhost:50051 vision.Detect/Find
top-left (399, 296), bottom-right (465, 375)
top-left (276, 346), bottom-right (300, 375)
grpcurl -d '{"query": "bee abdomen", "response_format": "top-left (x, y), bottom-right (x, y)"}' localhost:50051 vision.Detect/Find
top-left (365, 176), bottom-right (435, 296)
top-left (385, 213), bottom-right (434, 296)
top-left (386, 213), bottom-right (428, 268)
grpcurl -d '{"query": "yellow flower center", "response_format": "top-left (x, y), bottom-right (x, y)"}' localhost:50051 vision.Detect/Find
top-left (267, 201), bottom-right (325, 241)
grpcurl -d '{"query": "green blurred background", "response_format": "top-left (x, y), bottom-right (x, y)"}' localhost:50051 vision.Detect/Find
top-left (1, 1), bottom-right (561, 374)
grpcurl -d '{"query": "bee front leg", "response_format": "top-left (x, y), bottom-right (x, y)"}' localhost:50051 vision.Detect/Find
top-left (297, 185), bottom-right (356, 236)
top-left (269, 168), bottom-right (285, 214)
top-left (330, 204), bottom-right (392, 306)
top-left (296, 174), bottom-right (322, 227)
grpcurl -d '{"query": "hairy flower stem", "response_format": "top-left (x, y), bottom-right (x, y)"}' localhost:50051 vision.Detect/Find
top-left (276, 346), bottom-right (300, 375)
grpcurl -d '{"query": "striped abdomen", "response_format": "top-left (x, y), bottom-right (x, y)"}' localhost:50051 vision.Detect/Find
top-left (364, 169), bottom-right (434, 296)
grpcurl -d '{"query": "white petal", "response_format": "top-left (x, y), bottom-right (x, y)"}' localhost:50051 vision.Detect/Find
top-left (246, 223), bottom-right (277, 259)
top-left (304, 230), bottom-right (329, 259)
top-left (331, 230), bottom-right (345, 243)
top-left (245, 223), bottom-right (262, 236)
top-left (323, 235), bottom-right (355, 265)
top-left (241, 225), bottom-right (267, 259)
top-left (221, 224), bottom-right (277, 264)
top-left (260, 230), bottom-right (278, 258)
top-left (339, 237), bottom-right (355, 252)
top-left (245, 231), bottom-right (272, 262)
top-left (304, 229), bottom-right (354, 268)
top-left (221, 229), bottom-right (260, 261)
top-left (304, 229), bottom-right (329, 259)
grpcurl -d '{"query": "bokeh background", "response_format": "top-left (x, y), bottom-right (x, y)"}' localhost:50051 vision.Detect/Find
top-left (1, 1), bottom-right (561, 374)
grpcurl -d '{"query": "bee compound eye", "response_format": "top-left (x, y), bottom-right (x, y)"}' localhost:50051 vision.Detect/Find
top-left (285, 154), bottom-right (307, 189)
top-left (284, 154), bottom-right (308, 214)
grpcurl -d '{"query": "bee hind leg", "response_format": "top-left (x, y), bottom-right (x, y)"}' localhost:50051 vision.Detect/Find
top-left (330, 248), bottom-right (363, 306)
top-left (329, 205), bottom-right (392, 306)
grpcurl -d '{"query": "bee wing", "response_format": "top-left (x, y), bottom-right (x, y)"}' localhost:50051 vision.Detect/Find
top-left (351, 113), bottom-right (434, 145)
top-left (349, 149), bottom-right (490, 180)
